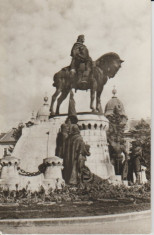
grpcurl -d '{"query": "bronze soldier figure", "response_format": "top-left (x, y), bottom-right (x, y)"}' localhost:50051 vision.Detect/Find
top-left (128, 146), bottom-right (146, 185)
top-left (132, 146), bottom-right (142, 184)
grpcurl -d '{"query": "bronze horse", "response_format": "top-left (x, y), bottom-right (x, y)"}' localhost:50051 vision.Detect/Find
top-left (50, 52), bottom-right (124, 115)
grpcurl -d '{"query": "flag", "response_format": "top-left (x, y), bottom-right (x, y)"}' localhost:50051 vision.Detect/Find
top-left (68, 90), bottom-right (77, 116)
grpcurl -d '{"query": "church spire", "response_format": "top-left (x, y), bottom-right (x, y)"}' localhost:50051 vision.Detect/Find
top-left (44, 93), bottom-right (48, 105)
top-left (112, 86), bottom-right (117, 97)
top-left (31, 111), bottom-right (35, 121)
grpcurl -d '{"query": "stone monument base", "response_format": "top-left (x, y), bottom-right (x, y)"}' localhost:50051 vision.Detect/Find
top-left (77, 113), bottom-right (115, 179)
top-left (109, 175), bottom-right (128, 186)
top-left (0, 113), bottom-right (116, 190)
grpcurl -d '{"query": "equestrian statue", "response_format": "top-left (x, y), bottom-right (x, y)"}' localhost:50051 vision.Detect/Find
top-left (50, 35), bottom-right (124, 115)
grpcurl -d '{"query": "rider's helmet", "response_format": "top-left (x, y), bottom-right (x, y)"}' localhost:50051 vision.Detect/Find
top-left (77, 35), bottom-right (85, 43)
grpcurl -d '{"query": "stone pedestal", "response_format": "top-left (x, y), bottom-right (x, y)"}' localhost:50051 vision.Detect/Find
top-left (0, 156), bottom-right (20, 190)
top-left (10, 113), bottom-right (115, 190)
top-left (109, 174), bottom-right (128, 186)
top-left (12, 117), bottom-right (66, 189)
top-left (77, 114), bottom-right (115, 179)
top-left (43, 156), bottom-right (64, 191)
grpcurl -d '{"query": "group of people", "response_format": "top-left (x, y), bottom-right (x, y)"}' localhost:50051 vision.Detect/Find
top-left (55, 115), bottom-right (92, 186)
top-left (127, 146), bottom-right (146, 185)
top-left (56, 116), bottom-right (145, 185)
top-left (112, 145), bottom-right (146, 185)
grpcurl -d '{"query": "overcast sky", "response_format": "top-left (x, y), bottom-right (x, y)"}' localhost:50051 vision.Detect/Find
top-left (0, 0), bottom-right (151, 132)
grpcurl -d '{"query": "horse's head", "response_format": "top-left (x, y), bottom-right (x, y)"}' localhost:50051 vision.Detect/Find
top-left (96, 52), bottom-right (124, 78)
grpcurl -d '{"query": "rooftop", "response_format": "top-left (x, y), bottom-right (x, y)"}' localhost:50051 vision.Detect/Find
top-left (0, 129), bottom-right (17, 144)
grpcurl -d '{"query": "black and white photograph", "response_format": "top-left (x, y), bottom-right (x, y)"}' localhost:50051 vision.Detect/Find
top-left (0, 0), bottom-right (151, 234)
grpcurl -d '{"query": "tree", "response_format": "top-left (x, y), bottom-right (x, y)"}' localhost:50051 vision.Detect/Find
top-left (106, 107), bottom-right (127, 175)
top-left (107, 107), bottom-right (126, 143)
top-left (12, 123), bottom-right (24, 142)
top-left (129, 119), bottom-right (151, 179)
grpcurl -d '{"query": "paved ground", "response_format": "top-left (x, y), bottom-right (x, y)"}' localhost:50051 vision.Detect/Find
top-left (0, 216), bottom-right (151, 234)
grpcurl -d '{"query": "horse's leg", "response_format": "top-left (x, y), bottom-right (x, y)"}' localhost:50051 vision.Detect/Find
top-left (96, 88), bottom-right (103, 113)
top-left (56, 89), bottom-right (70, 115)
top-left (90, 89), bottom-right (96, 112)
top-left (50, 88), bottom-right (61, 115)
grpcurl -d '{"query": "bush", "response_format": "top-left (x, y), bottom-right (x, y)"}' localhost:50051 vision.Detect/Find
top-left (0, 177), bottom-right (150, 204)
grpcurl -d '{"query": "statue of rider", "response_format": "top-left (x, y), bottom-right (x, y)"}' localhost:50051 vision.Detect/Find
top-left (70, 35), bottom-right (92, 84)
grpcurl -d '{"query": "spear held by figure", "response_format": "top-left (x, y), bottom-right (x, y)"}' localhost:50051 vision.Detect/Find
top-left (68, 90), bottom-right (78, 124)
top-left (46, 131), bottom-right (50, 158)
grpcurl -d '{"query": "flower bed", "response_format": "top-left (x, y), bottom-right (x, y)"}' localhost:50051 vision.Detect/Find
top-left (0, 176), bottom-right (150, 204)
top-left (0, 176), bottom-right (150, 219)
